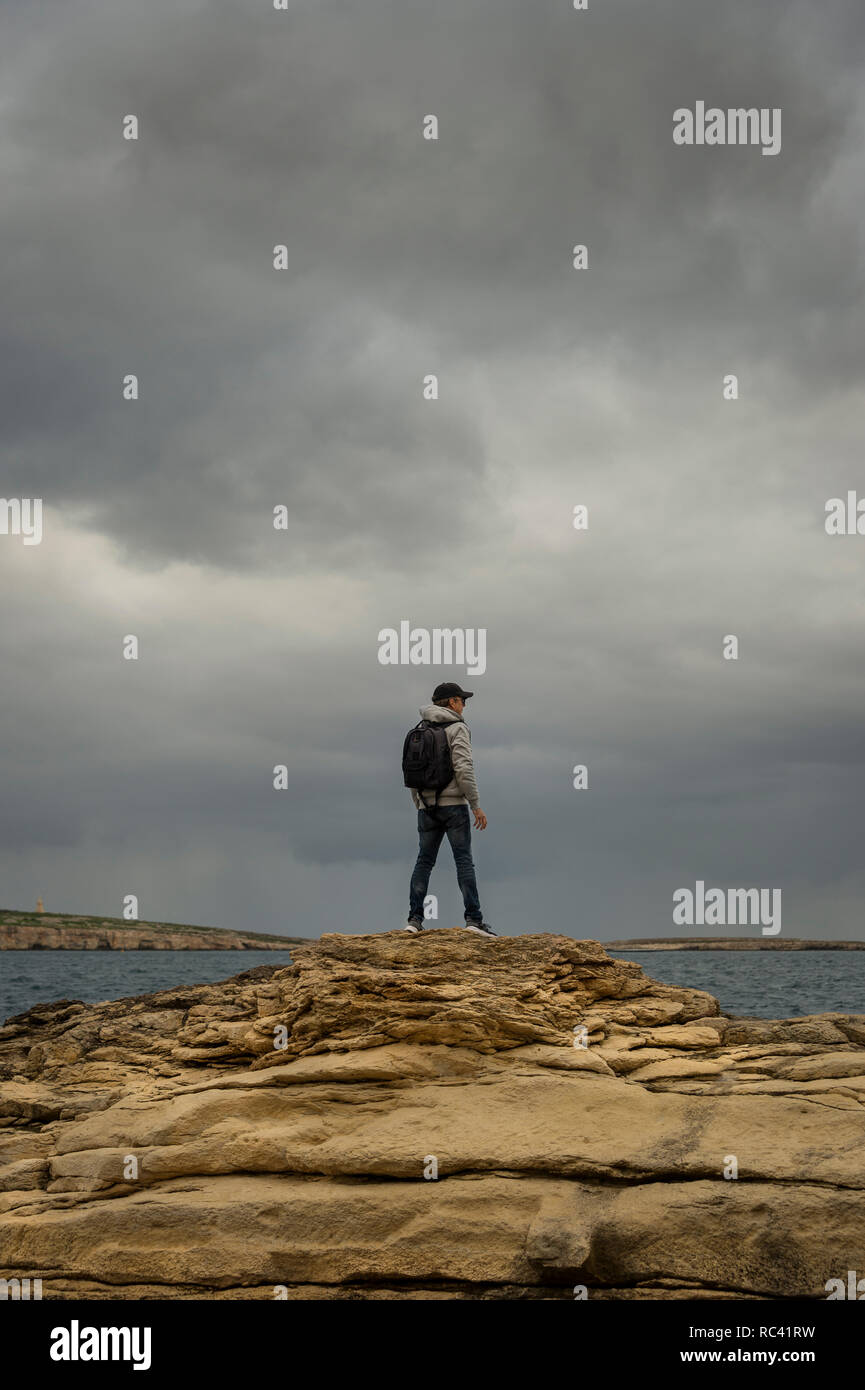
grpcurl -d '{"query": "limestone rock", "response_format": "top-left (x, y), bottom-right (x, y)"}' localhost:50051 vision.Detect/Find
top-left (0, 929), bottom-right (863, 1300)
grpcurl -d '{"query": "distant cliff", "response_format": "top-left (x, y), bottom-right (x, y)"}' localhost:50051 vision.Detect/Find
top-left (0, 909), bottom-right (304, 950)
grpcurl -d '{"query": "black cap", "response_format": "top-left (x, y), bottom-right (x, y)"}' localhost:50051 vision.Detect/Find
top-left (432, 681), bottom-right (473, 701)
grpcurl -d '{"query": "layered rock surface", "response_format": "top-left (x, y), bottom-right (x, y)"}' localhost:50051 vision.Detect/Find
top-left (1, 931), bottom-right (863, 1300)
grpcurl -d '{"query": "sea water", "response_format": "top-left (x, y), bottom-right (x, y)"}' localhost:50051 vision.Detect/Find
top-left (1, 947), bottom-right (863, 1025)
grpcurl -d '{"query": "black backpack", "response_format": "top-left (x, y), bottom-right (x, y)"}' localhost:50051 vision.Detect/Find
top-left (402, 719), bottom-right (454, 804)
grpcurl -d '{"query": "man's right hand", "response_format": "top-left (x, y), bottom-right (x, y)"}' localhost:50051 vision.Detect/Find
top-left (473, 807), bottom-right (488, 830)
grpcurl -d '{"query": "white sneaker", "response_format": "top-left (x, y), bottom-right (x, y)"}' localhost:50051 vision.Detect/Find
top-left (464, 920), bottom-right (497, 938)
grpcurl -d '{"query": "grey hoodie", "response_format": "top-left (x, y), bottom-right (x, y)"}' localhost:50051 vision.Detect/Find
top-left (410, 703), bottom-right (480, 812)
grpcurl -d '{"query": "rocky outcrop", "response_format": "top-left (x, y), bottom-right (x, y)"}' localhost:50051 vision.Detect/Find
top-left (0, 911), bottom-right (302, 950)
top-left (1, 931), bottom-right (863, 1300)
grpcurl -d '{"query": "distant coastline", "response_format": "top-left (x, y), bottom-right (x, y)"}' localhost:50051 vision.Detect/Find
top-left (0, 909), bottom-right (304, 950)
top-left (607, 937), bottom-right (865, 951)
top-left (5, 911), bottom-right (862, 952)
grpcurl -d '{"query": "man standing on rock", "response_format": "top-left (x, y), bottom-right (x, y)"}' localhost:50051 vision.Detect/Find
top-left (402, 681), bottom-right (496, 937)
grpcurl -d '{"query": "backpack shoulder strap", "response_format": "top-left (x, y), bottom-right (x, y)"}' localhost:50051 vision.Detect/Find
top-left (421, 719), bottom-right (451, 813)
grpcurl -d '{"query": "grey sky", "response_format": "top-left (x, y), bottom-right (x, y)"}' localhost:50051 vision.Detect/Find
top-left (1, 0), bottom-right (864, 940)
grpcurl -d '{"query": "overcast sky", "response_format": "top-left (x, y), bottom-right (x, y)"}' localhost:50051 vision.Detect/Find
top-left (1, 0), bottom-right (863, 941)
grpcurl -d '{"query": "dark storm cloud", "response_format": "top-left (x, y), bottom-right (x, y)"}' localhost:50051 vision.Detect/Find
top-left (1, 0), bottom-right (863, 566)
top-left (1, 0), bottom-right (864, 941)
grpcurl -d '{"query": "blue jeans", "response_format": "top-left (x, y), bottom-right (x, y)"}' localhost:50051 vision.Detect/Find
top-left (409, 802), bottom-right (482, 924)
